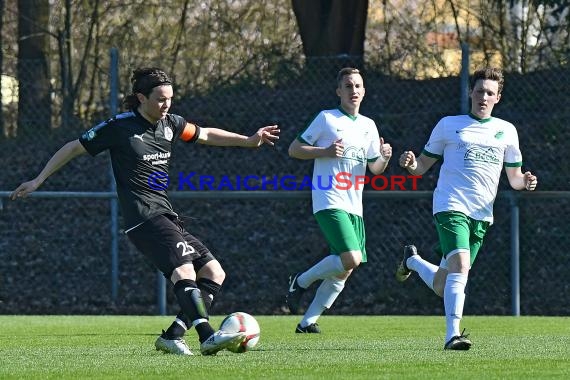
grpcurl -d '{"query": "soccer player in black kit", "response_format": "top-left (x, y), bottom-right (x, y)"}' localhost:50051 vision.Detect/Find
top-left (11, 67), bottom-right (280, 356)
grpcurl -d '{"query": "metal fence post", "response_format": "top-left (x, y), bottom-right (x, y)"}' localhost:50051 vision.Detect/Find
top-left (509, 192), bottom-right (521, 316)
top-left (157, 272), bottom-right (166, 315)
top-left (460, 42), bottom-right (470, 114)
top-left (109, 48), bottom-right (119, 301)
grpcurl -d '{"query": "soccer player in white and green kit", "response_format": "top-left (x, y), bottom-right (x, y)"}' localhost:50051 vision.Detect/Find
top-left (397, 67), bottom-right (538, 350)
top-left (286, 67), bottom-right (393, 333)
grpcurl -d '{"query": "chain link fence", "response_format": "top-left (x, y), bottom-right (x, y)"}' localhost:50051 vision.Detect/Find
top-left (1, 52), bottom-right (569, 316)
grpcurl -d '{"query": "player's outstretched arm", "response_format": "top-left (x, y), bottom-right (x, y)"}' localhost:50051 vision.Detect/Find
top-left (506, 167), bottom-right (538, 191)
top-left (197, 125), bottom-right (280, 147)
top-left (10, 139), bottom-right (87, 200)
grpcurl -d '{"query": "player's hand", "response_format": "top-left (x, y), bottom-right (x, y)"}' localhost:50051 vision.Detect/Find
top-left (524, 171), bottom-right (537, 191)
top-left (10, 179), bottom-right (40, 200)
top-left (399, 150), bottom-right (417, 169)
top-left (248, 125), bottom-right (280, 147)
top-left (325, 138), bottom-right (344, 158)
top-left (379, 137), bottom-right (392, 161)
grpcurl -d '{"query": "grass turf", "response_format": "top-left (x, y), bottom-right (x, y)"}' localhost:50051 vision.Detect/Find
top-left (0, 315), bottom-right (569, 379)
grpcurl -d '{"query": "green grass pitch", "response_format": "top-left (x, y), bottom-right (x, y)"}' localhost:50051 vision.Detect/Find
top-left (0, 315), bottom-right (569, 379)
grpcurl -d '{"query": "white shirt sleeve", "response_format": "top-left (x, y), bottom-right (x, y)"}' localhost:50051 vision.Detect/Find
top-left (367, 122), bottom-right (382, 160)
top-left (504, 125), bottom-right (523, 165)
top-left (298, 112), bottom-right (325, 146)
top-left (424, 117), bottom-right (446, 156)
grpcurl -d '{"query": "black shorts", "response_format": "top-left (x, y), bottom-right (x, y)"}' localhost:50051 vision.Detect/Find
top-left (127, 214), bottom-right (216, 279)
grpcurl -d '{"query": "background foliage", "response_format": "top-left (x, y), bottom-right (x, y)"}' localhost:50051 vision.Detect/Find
top-left (0, 1), bottom-right (569, 316)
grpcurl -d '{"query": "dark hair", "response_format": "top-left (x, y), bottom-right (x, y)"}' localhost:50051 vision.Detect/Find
top-left (336, 67), bottom-right (361, 87)
top-left (123, 67), bottom-right (172, 110)
top-left (470, 67), bottom-right (504, 94)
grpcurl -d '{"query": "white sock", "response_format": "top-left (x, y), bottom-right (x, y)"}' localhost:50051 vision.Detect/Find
top-left (175, 318), bottom-right (188, 330)
top-left (301, 278), bottom-right (345, 327)
top-left (407, 255), bottom-right (438, 290)
top-left (444, 273), bottom-right (468, 343)
top-left (298, 255), bottom-right (345, 288)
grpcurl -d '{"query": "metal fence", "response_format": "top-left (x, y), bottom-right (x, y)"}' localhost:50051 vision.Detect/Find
top-left (1, 48), bottom-right (569, 316)
top-left (1, 190), bottom-right (569, 316)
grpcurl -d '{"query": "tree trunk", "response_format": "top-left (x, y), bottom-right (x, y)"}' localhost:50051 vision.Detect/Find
top-left (292, 0), bottom-right (368, 71)
top-left (17, 0), bottom-right (51, 130)
top-left (292, 0), bottom-right (369, 56)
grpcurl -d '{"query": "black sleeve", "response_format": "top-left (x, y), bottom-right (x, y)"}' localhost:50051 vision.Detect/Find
top-left (78, 119), bottom-right (116, 156)
top-left (170, 114), bottom-right (200, 143)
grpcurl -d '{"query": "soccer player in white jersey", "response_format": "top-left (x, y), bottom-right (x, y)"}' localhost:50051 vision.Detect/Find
top-left (397, 67), bottom-right (538, 350)
top-left (286, 67), bottom-right (392, 333)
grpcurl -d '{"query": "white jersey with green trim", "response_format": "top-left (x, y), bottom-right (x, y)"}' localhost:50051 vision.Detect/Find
top-left (424, 114), bottom-right (523, 223)
top-left (298, 108), bottom-right (381, 216)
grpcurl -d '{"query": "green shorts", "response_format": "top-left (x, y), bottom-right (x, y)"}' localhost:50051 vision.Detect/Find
top-left (433, 211), bottom-right (490, 266)
top-left (314, 208), bottom-right (367, 262)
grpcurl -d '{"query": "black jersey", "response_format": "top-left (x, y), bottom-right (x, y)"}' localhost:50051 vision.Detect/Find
top-left (79, 109), bottom-right (200, 230)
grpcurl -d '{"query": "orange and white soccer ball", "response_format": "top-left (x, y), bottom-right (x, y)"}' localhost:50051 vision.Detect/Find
top-left (219, 312), bottom-right (260, 353)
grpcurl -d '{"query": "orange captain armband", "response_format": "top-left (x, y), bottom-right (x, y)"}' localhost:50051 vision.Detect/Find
top-left (180, 122), bottom-right (200, 142)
